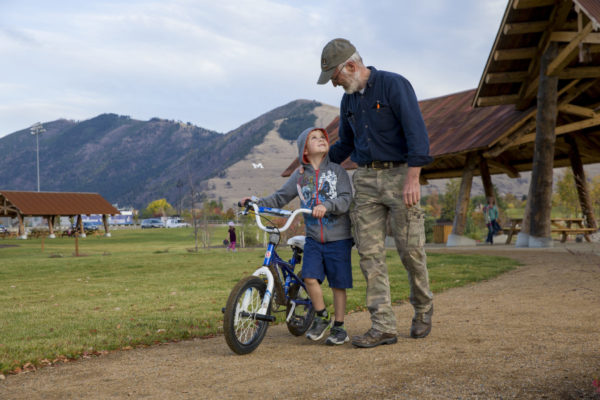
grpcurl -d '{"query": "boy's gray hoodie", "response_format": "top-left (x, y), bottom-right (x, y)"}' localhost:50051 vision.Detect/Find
top-left (258, 127), bottom-right (352, 243)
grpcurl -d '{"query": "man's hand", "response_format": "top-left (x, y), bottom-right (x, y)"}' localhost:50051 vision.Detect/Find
top-left (312, 204), bottom-right (326, 219)
top-left (403, 167), bottom-right (422, 208)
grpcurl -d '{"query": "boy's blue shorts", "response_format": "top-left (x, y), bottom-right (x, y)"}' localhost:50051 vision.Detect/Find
top-left (302, 237), bottom-right (353, 289)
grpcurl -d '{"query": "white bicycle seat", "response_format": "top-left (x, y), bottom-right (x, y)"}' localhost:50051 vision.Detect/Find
top-left (286, 235), bottom-right (305, 251)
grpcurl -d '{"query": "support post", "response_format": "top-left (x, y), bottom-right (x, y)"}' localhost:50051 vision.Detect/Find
top-left (102, 214), bottom-right (111, 237)
top-left (17, 213), bottom-right (26, 239)
top-left (447, 153), bottom-right (478, 246)
top-left (565, 135), bottom-right (597, 229)
top-left (479, 157), bottom-right (495, 201)
top-left (527, 42), bottom-right (558, 247)
top-left (47, 215), bottom-right (56, 238)
top-left (76, 215), bottom-right (86, 238)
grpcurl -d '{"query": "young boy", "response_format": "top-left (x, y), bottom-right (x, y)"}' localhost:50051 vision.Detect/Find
top-left (243, 127), bottom-right (353, 345)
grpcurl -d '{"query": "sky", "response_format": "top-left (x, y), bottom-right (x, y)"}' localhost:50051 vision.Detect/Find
top-left (0, 0), bottom-right (508, 138)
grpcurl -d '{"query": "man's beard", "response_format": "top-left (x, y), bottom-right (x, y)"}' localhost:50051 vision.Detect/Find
top-left (341, 69), bottom-right (362, 94)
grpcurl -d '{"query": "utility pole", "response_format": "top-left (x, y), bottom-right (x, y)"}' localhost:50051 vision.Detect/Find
top-left (30, 122), bottom-right (46, 192)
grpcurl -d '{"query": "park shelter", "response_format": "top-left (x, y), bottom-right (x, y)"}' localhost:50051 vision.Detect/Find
top-left (0, 190), bottom-right (119, 238)
top-left (284, 0), bottom-right (600, 247)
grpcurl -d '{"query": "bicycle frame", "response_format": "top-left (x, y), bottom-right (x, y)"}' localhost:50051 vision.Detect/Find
top-left (243, 203), bottom-right (311, 319)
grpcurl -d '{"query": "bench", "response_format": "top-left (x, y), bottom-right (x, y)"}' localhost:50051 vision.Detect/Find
top-left (503, 218), bottom-right (597, 244)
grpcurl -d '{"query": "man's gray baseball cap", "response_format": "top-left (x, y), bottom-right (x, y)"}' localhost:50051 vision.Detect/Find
top-left (317, 38), bottom-right (356, 84)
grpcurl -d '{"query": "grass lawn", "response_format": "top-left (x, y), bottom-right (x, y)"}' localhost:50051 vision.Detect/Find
top-left (0, 227), bottom-right (519, 373)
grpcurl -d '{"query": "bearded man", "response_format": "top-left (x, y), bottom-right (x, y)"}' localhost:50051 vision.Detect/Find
top-left (317, 38), bottom-right (434, 348)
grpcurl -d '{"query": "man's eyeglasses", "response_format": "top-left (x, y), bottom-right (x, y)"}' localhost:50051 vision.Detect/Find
top-left (331, 63), bottom-right (347, 82)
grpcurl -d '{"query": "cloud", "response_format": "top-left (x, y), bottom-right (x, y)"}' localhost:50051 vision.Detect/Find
top-left (0, 0), bottom-right (507, 137)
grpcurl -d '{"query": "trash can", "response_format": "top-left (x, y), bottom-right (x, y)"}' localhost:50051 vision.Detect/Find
top-left (433, 221), bottom-right (452, 244)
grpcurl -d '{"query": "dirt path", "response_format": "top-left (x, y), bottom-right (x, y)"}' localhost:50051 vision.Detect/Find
top-left (1, 245), bottom-right (600, 399)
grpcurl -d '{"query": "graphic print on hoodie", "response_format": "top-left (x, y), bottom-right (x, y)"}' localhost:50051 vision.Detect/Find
top-left (258, 127), bottom-right (353, 243)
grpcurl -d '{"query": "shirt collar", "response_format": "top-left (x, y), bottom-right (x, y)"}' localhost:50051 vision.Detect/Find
top-left (365, 66), bottom-right (378, 89)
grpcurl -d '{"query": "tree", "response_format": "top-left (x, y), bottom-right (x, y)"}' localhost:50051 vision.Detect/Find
top-left (440, 179), bottom-right (460, 221)
top-left (423, 190), bottom-right (442, 219)
top-left (145, 199), bottom-right (173, 217)
top-left (553, 169), bottom-right (580, 217)
top-left (590, 175), bottom-right (600, 219)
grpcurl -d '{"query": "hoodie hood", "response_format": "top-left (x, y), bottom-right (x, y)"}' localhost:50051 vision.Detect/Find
top-left (296, 127), bottom-right (329, 165)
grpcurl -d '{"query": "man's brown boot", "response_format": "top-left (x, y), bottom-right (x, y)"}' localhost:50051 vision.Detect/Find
top-left (410, 305), bottom-right (433, 338)
top-left (351, 328), bottom-right (397, 348)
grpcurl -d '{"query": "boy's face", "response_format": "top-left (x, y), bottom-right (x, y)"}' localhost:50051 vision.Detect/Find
top-left (304, 129), bottom-right (329, 157)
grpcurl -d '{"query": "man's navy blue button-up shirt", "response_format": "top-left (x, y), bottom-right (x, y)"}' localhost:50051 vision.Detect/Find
top-left (329, 67), bottom-right (433, 167)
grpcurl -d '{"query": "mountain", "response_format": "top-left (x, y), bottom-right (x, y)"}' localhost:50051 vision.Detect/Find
top-left (0, 100), bottom-right (338, 209)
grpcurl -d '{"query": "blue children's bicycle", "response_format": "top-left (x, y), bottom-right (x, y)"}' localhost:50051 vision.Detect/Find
top-left (222, 200), bottom-right (315, 355)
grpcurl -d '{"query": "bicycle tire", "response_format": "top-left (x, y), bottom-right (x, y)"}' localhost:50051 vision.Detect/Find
top-left (286, 272), bottom-right (315, 336)
top-left (223, 276), bottom-right (270, 354)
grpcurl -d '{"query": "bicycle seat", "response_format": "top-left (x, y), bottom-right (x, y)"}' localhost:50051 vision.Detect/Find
top-left (287, 235), bottom-right (305, 251)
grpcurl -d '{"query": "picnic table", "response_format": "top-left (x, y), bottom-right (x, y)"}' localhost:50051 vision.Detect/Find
top-left (503, 217), bottom-right (597, 244)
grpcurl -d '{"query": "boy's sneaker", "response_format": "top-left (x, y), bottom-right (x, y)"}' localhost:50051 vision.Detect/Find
top-left (306, 316), bottom-right (332, 341)
top-left (325, 325), bottom-right (350, 346)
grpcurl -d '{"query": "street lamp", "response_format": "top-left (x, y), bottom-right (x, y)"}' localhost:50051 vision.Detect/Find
top-left (30, 122), bottom-right (45, 192)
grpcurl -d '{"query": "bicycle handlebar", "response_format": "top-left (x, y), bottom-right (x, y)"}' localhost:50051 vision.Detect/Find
top-left (240, 201), bottom-right (312, 233)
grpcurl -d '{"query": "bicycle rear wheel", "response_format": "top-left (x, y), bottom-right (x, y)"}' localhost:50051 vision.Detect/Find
top-left (223, 276), bottom-right (270, 354)
top-left (286, 272), bottom-right (315, 336)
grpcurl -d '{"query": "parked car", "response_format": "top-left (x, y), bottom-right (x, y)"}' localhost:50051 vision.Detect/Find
top-left (72, 221), bottom-right (100, 231)
top-left (0, 224), bottom-right (8, 233)
top-left (165, 217), bottom-right (190, 228)
top-left (141, 218), bottom-right (165, 229)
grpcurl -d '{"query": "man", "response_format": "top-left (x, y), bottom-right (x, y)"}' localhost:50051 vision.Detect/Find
top-left (317, 38), bottom-right (434, 348)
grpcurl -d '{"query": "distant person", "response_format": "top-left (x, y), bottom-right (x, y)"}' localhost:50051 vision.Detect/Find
top-left (241, 127), bottom-right (353, 345)
top-left (317, 38), bottom-right (434, 348)
top-left (483, 197), bottom-right (500, 245)
top-left (227, 222), bottom-right (237, 251)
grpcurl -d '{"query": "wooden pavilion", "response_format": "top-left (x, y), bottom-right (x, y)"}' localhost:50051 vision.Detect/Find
top-left (0, 190), bottom-right (119, 238)
top-left (283, 0), bottom-right (600, 247)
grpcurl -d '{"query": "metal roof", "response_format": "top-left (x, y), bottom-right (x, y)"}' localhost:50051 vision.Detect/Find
top-left (575, 0), bottom-right (600, 27)
top-left (420, 89), bottom-right (531, 157)
top-left (0, 191), bottom-right (119, 216)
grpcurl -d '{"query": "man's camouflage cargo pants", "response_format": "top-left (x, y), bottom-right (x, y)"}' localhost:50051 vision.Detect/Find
top-left (350, 164), bottom-right (433, 335)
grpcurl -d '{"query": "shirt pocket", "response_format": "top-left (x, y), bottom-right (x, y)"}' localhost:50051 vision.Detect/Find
top-left (370, 100), bottom-right (397, 132)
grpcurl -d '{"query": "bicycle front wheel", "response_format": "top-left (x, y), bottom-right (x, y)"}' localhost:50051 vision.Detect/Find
top-left (223, 276), bottom-right (270, 354)
top-left (286, 272), bottom-right (315, 336)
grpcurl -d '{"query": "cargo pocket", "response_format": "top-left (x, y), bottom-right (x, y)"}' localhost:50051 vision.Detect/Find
top-left (406, 207), bottom-right (425, 249)
top-left (350, 206), bottom-right (361, 249)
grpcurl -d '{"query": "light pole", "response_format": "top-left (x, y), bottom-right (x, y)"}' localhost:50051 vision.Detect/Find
top-left (30, 122), bottom-right (45, 192)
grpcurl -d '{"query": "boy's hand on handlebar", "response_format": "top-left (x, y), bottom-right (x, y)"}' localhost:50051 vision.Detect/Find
top-left (238, 197), bottom-right (253, 207)
top-left (312, 204), bottom-right (326, 219)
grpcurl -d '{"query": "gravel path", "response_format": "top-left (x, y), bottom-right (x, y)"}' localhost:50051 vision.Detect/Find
top-left (1, 244), bottom-right (599, 399)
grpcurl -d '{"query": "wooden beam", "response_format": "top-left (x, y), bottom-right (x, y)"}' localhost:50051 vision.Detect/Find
top-left (485, 71), bottom-right (529, 84)
top-left (484, 117), bottom-right (537, 157)
top-left (589, 44), bottom-right (600, 53)
top-left (452, 153), bottom-right (478, 236)
top-left (486, 159), bottom-right (521, 178)
top-left (494, 47), bottom-right (538, 61)
top-left (504, 21), bottom-right (549, 35)
top-left (547, 22), bottom-right (594, 76)
top-left (557, 66), bottom-right (600, 79)
top-left (565, 135), bottom-right (597, 229)
top-left (515, 2), bottom-right (574, 110)
top-left (555, 115), bottom-right (600, 135)
top-left (513, 0), bottom-right (555, 9)
top-left (515, 116), bottom-right (600, 145)
top-left (479, 157), bottom-right (494, 200)
top-left (559, 103), bottom-right (596, 118)
top-left (573, 133), bottom-right (600, 154)
top-left (476, 95), bottom-right (520, 107)
top-left (550, 31), bottom-right (600, 44)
